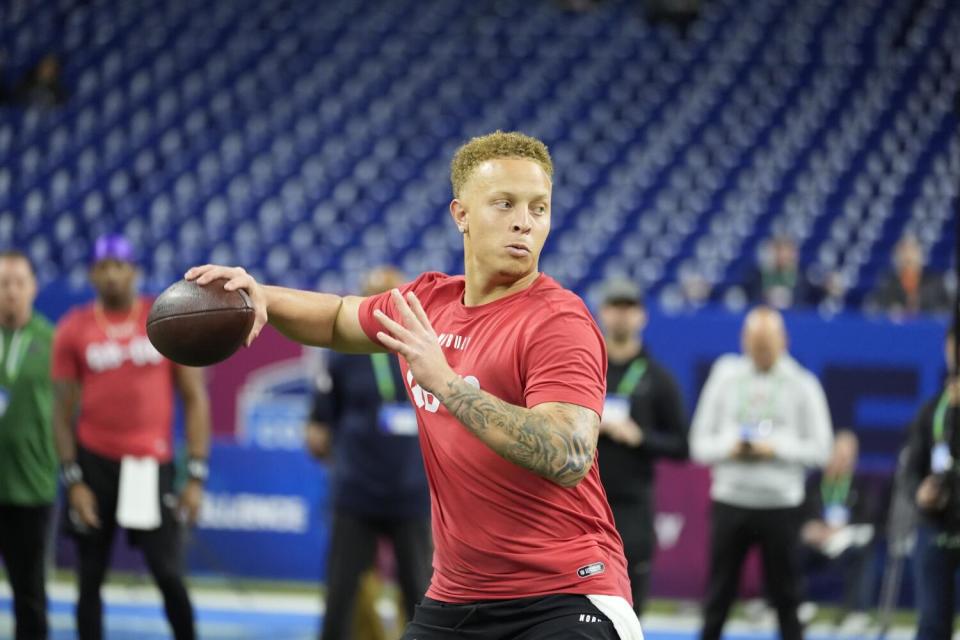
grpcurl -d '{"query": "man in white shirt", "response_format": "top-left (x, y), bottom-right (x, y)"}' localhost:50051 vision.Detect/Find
top-left (690, 307), bottom-right (833, 640)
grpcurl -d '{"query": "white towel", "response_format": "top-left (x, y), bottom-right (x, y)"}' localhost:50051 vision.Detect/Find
top-left (117, 456), bottom-right (162, 530)
top-left (587, 595), bottom-right (645, 640)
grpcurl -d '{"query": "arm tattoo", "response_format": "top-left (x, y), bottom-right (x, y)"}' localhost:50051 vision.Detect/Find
top-left (434, 376), bottom-right (599, 488)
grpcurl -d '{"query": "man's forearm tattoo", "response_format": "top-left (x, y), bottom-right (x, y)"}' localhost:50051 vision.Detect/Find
top-left (435, 376), bottom-right (598, 487)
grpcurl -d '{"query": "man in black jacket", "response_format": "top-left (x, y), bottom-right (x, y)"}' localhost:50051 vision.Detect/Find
top-left (305, 267), bottom-right (432, 640)
top-left (904, 325), bottom-right (960, 640)
top-left (595, 279), bottom-right (689, 616)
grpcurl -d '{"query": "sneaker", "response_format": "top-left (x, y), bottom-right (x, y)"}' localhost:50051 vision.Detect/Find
top-left (837, 611), bottom-right (873, 638)
top-left (798, 601), bottom-right (819, 626)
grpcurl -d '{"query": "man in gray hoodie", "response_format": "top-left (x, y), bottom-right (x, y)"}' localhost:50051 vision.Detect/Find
top-left (691, 307), bottom-right (833, 640)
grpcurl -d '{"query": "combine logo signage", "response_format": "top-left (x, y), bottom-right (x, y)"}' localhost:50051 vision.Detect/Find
top-left (199, 493), bottom-right (309, 534)
top-left (237, 358), bottom-right (312, 450)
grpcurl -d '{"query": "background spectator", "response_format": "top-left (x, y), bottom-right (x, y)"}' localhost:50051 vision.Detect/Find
top-left (690, 307), bottom-right (833, 640)
top-left (869, 234), bottom-right (950, 317)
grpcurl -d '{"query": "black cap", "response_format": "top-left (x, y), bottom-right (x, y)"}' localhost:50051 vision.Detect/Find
top-left (599, 278), bottom-right (642, 306)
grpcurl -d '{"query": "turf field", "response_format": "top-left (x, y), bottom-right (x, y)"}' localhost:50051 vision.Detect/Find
top-left (0, 580), bottom-right (920, 640)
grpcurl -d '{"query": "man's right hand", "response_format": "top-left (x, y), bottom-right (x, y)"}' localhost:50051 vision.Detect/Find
top-left (731, 440), bottom-right (775, 461)
top-left (801, 521), bottom-right (831, 548)
top-left (917, 475), bottom-right (947, 511)
top-left (185, 265), bottom-right (268, 346)
top-left (305, 422), bottom-right (333, 460)
top-left (69, 483), bottom-right (101, 529)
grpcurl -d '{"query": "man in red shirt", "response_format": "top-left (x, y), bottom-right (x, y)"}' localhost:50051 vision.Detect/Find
top-left (188, 131), bottom-right (642, 638)
top-left (52, 235), bottom-right (211, 640)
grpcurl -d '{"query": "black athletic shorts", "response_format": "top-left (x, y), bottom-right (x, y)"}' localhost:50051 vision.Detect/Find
top-left (63, 446), bottom-right (181, 548)
top-left (401, 594), bottom-right (620, 639)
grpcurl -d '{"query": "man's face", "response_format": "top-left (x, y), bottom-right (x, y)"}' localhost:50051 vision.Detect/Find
top-left (896, 238), bottom-right (923, 272)
top-left (772, 240), bottom-right (797, 271)
top-left (0, 257), bottom-right (37, 326)
top-left (741, 312), bottom-right (786, 373)
top-left (453, 158), bottom-right (552, 280)
top-left (362, 267), bottom-right (404, 296)
top-left (90, 260), bottom-right (137, 306)
top-left (599, 302), bottom-right (646, 343)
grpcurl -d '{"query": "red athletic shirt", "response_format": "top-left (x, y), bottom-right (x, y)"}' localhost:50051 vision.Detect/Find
top-left (359, 272), bottom-right (631, 603)
top-left (51, 298), bottom-right (175, 462)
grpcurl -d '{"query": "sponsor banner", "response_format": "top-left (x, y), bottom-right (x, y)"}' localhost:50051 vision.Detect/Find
top-left (186, 441), bottom-right (331, 581)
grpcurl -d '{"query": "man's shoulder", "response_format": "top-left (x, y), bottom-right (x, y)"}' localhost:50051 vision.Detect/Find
top-left (646, 353), bottom-right (679, 385)
top-left (710, 354), bottom-right (746, 378)
top-left (407, 271), bottom-right (464, 301)
top-left (29, 313), bottom-right (56, 338)
top-left (530, 274), bottom-right (592, 317)
top-left (783, 357), bottom-right (822, 387)
top-left (55, 304), bottom-right (94, 333)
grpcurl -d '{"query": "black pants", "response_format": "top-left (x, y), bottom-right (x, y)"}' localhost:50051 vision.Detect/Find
top-left (915, 526), bottom-right (960, 640)
top-left (800, 542), bottom-right (875, 615)
top-left (701, 501), bottom-right (803, 640)
top-left (321, 510), bottom-right (432, 640)
top-left (610, 492), bottom-right (655, 616)
top-left (402, 594), bottom-right (620, 639)
top-left (0, 503), bottom-right (51, 640)
top-left (67, 448), bottom-right (195, 640)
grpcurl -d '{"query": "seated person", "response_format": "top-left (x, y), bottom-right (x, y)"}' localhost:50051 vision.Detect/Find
top-left (800, 430), bottom-right (878, 628)
top-left (744, 235), bottom-right (813, 310)
top-left (868, 234), bottom-right (949, 317)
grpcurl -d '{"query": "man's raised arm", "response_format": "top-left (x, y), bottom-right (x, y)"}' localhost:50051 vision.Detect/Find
top-left (185, 265), bottom-right (382, 353)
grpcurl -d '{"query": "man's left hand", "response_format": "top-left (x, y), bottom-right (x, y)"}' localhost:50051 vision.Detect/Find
top-left (374, 289), bottom-right (456, 394)
top-left (178, 480), bottom-right (204, 525)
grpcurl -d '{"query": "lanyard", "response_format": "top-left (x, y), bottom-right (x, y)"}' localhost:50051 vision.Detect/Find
top-left (370, 353), bottom-right (397, 403)
top-left (615, 358), bottom-right (648, 396)
top-left (737, 372), bottom-right (782, 423)
top-left (820, 474), bottom-right (852, 507)
top-left (0, 328), bottom-right (32, 384)
top-left (933, 389), bottom-right (951, 443)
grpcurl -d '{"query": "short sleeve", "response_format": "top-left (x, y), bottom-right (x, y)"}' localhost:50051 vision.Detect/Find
top-left (521, 308), bottom-right (606, 417)
top-left (357, 272), bottom-right (443, 348)
top-left (51, 314), bottom-right (81, 382)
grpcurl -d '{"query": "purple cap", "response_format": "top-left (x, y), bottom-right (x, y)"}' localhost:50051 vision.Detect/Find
top-left (92, 234), bottom-right (136, 264)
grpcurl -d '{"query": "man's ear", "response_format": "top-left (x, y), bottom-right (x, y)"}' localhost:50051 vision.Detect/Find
top-left (450, 199), bottom-right (468, 234)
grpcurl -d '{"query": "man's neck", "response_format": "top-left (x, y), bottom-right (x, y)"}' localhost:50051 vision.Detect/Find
top-left (0, 312), bottom-right (30, 331)
top-left (608, 338), bottom-right (642, 363)
top-left (463, 268), bottom-right (540, 307)
top-left (99, 296), bottom-right (136, 313)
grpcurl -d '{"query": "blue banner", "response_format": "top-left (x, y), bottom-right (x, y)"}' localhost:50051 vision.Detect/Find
top-left (188, 442), bottom-right (331, 581)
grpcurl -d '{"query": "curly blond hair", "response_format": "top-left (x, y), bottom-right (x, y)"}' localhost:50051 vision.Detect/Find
top-left (450, 131), bottom-right (553, 198)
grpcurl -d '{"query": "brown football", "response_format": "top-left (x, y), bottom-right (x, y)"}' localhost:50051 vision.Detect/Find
top-left (146, 279), bottom-right (255, 367)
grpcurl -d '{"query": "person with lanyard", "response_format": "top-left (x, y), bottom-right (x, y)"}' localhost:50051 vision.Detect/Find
top-left (595, 278), bottom-right (688, 617)
top-left (904, 324), bottom-right (960, 640)
top-left (798, 430), bottom-right (878, 633)
top-left (690, 306), bottom-right (833, 640)
top-left (51, 234), bottom-right (212, 640)
top-left (743, 235), bottom-right (813, 310)
top-left (305, 266), bottom-right (432, 640)
top-left (0, 250), bottom-right (56, 640)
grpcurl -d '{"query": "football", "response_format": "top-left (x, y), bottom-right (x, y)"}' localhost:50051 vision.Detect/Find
top-left (146, 279), bottom-right (255, 367)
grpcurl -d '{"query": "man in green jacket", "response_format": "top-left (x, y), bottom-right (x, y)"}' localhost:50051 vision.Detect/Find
top-left (0, 249), bottom-right (57, 640)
